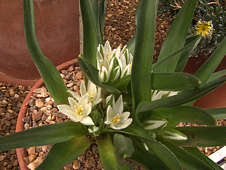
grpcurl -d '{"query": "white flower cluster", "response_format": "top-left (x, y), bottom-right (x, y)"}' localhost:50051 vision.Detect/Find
top-left (97, 41), bottom-right (133, 83)
top-left (57, 80), bottom-right (132, 132)
top-left (57, 81), bottom-right (101, 126)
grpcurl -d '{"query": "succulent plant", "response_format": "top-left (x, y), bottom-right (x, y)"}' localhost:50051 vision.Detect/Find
top-left (0, 0), bottom-right (225, 169)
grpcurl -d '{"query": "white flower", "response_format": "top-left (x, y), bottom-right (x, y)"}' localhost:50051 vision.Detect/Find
top-left (105, 95), bottom-right (132, 130)
top-left (152, 90), bottom-right (178, 101)
top-left (97, 41), bottom-right (133, 83)
top-left (80, 80), bottom-right (102, 106)
top-left (57, 94), bottom-right (94, 126)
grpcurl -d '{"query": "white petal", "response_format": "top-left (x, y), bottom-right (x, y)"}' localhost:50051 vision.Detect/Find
top-left (80, 116), bottom-right (94, 126)
top-left (57, 105), bottom-right (79, 122)
top-left (67, 90), bottom-right (80, 101)
top-left (83, 102), bottom-right (92, 116)
top-left (106, 105), bottom-right (113, 123)
top-left (114, 68), bottom-right (121, 81)
top-left (113, 95), bottom-right (123, 114)
top-left (87, 81), bottom-right (95, 92)
top-left (106, 95), bottom-right (113, 105)
top-left (110, 118), bottom-right (132, 130)
top-left (68, 97), bottom-right (77, 107)
top-left (80, 81), bottom-right (86, 96)
top-left (80, 94), bottom-right (89, 105)
top-left (120, 112), bottom-right (130, 121)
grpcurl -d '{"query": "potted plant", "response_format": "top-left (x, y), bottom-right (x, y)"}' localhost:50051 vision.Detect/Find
top-left (1, 0), bottom-right (226, 170)
top-left (0, 0), bottom-right (80, 86)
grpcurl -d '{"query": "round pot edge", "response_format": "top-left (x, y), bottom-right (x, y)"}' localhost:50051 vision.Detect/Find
top-left (15, 58), bottom-right (78, 170)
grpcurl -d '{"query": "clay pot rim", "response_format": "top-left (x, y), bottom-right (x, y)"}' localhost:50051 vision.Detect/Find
top-left (15, 58), bottom-right (78, 170)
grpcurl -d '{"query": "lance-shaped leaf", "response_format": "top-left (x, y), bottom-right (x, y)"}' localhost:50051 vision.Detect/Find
top-left (184, 147), bottom-right (223, 170)
top-left (147, 141), bottom-right (182, 170)
top-left (78, 57), bottom-right (120, 94)
top-left (195, 38), bottom-right (226, 84)
top-left (23, 0), bottom-right (70, 105)
top-left (164, 142), bottom-right (216, 170)
top-left (176, 126), bottom-right (226, 147)
top-left (107, 123), bottom-right (155, 142)
top-left (137, 77), bottom-right (226, 113)
top-left (80, 0), bottom-right (98, 67)
top-left (153, 35), bottom-right (200, 72)
top-left (0, 122), bottom-right (86, 151)
top-left (131, 0), bottom-right (158, 108)
top-left (155, 0), bottom-right (197, 73)
top-left (151, 72), bottom-right (201, 90)
top-left (96, 134), bottom-right (120, 170)
top-left (130, 140), bottom-right (168, 169)
top-left (207, 70), bottom-right (226, 83)
top-left (37, 136), bottom-right (91, 170)
top-left (127, 35), bottom-right (136, 55)
top-left (138, 106), bottom-right (216, 127)
top-left (205, 107), bottom-right (226, 120)
top-left (91, 0), bottom-right (106, 44)
top-left (175, 35), bottom-right (201, 72)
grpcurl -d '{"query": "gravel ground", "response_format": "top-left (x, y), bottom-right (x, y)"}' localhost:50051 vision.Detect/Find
top-left (0, 83), bottom-right (30, 170)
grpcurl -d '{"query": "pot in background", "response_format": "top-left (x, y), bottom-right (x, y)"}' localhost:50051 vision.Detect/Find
top-left (0, 0), bottom-right (80, 86)
top-left (184, 56), bottom-right (226, 108)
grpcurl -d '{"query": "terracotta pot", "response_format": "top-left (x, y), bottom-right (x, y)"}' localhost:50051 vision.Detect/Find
top-left (184, 56), bottom-right (226, 108)
top-left (0, 0), bottom-right (80, 86)
top-left (16, 58), bottom-right (78, 170)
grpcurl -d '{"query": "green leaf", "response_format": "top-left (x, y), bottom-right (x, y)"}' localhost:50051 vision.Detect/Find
top-left (205, 107), bottom-right (226, 120)
top-left (153, 35), bottom-right (200, 72)
top-left (155, 0), bottom-right (197, 73)
top-left (195, 38), bottom-right (226, 84)
top-left (164, 142), bottom-right (215, 170)
top-left (131, 0), bottom-right (158, 108)
top-left (23, 0), bottom-right (70, 105)
top-left (207, 70), bottom-right (226, 83)
top-left (175, 35), bottom-right (201, 72)
top-left (78, 57), bottom-right (120, 94)
top-left (130, 140), bottom-right (168, 170)
top-left (184, 147), bottom-right (223, 170)
top-left (176, 126), bottom-right (226, 147)
top-left (147, 141), bottom-right (182, 170)
top-left (137, 77), bottom-right (226, 113)
top-left (96, 134), bottom-right (120, 170)
top-left (113, 134), bottom-right (135, 158)
top-left (37, 136), bottom-right (91, 170)
top-left (0, 122), bottom-right (86, 151)
top-left (138, 106), bottom-right (216, 127)
top-left (113, 124), bottom-right (156, 142)
top-left (80, 0), bottom-right (98, 67)
top-left (127, 35), bottom-right (136, 55)
top-left (110, 75), bottom-right (131, 90)
top-left (151, 72), bottom-right (201, 90)
top-left (91, 0), bottom-right (106, 44)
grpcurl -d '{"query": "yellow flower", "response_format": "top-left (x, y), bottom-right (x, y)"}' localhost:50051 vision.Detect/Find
top-left (195, 20), bottom-right (213, 37)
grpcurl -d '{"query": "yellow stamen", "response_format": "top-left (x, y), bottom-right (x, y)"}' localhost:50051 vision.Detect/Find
top-left (195, 20), bottom-right (213, 37)
top-left (89, 92), bottom-right (94, 103)
top-left (75, 106), bottom-right (83, 116)
top-left (112, 114), bottom-right (120, 124)
top-left (106, 51), bottom-right (111, 57)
